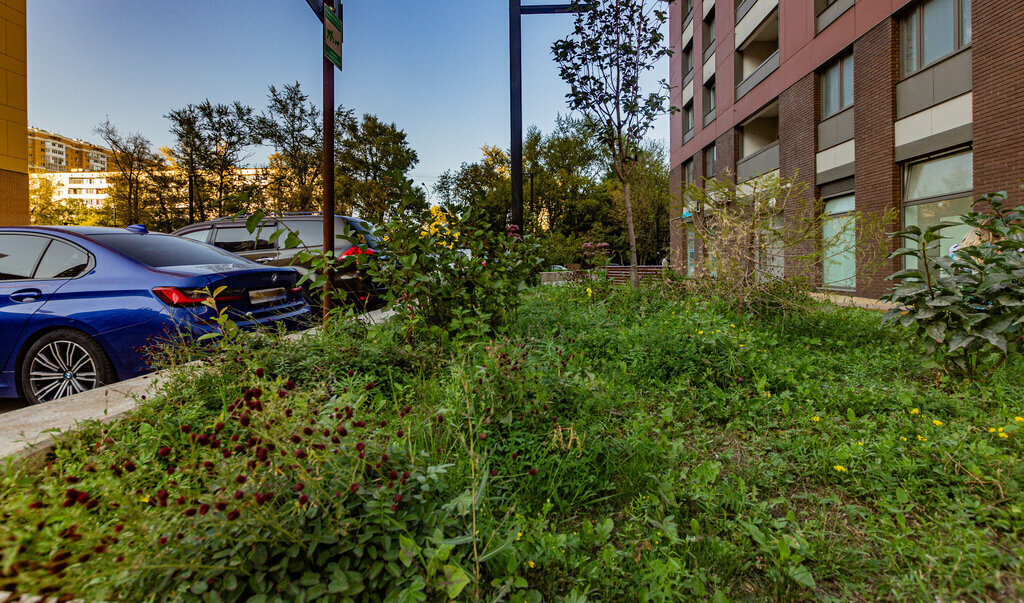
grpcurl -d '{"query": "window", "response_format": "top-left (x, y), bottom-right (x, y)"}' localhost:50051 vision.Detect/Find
top-left (212, 226), bottom-right (276, 253)
top-left (815, 0), bottom-right (838, 14)
top-left (703, 10), bottom-right (716, 58)
top-left (703, 145), bottom-right (717, 181)
top-left (684, 159), bottom-right (695, 186)
top-left (822, 195), bottom-right (856, 290)
top-left (179, 229), bottom-right (211, 243)
top-left (35, 240), bottom-right (91, 280)
top-left (902, 0), bottom-right (970, 76)
top-left (683, 101), bottom-right (694, 132)
top-left (686, 229), bottom-right (697, 277)
top-left (0, 235), bottom-right (49, 280)
top-left (284, 219), bottom-right (325, 248)
top-left (903, 149), bottom-right (974, 265)
top-left (820, 51), bottom-right (854, 118)
top-left (703, 79), bottom-right (716, 116)
top-left (91, 233), bottom-right (250, 268)
top-left (682, 43), bottom-right (694, 76)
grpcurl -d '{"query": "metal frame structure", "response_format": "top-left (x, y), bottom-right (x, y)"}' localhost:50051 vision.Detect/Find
top-left (509, 2), bottom-right (590, 232)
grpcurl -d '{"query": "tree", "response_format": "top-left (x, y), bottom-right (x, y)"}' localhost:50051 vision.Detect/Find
top-left (197, 100), bottom-right (255, 216)
top-left (336, 109), bottom-right (424, 224)
top-left (553, 0), bottom-right (672, 288)
top-left (435, 145), bottom-right (512, 230)
top-left (608, 141), bottom-right (670, 264)
top-left (30, 177), bottom-right (95, 225)
top-left (256, 83), bottom-right (322, 212)
top-left (95, 118), bottom-right (158, 226)
top-left (165, 104), bottom-right (208, 222)
top-left (681, 172), bottom-right (894, 316)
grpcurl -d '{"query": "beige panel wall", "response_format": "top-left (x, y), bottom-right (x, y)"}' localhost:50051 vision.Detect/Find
top-left (0, 0), bottom-right (27, 226)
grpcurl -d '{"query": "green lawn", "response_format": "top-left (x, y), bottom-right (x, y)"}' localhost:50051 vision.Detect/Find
top-left (2, 282), bottom-right (1022, 601)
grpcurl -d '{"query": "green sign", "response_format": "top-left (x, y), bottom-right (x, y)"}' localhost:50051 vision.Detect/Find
top-left (324, 5), bottom-right (343, 70)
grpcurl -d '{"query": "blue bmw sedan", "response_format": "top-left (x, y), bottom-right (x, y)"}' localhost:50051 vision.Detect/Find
top-left (0, 225), bottom-right (310, 404)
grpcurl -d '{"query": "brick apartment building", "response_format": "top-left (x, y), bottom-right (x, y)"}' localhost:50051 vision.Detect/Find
top-left (28, 127), bottom-right (111, 173)
top-left (668, 0), bottom-right (1024, 298)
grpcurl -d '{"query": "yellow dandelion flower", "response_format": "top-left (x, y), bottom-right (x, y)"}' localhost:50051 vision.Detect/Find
top-left (1016, 416), bottom-right (1023, 423)
top-left (833, 465), bottom-right (846, 472)
top-left (989, 427), bottom-right (997, 433)
top-left (932, 420), bottom-right (943, 426)
top-left (527, 561), bottom-right (536, 568)
top-left (998, 427), bottom-right (1004, 433)
top-left (917, 434), bottom-right (927, 441)
top-left (857, 441), bottom-right (864, 446)
top-left (812, 416), bottom-right (820, 422)
top-left (999, 432), bottom-right (1009, 439)
top-left (698, 330), bottom-right (704, 335)
top-left (900, 436), bottom-right (907, 441)
top-left (910, 408), bottom-right (920, 415)
top-left (516, 532), bottom-right (522, 541)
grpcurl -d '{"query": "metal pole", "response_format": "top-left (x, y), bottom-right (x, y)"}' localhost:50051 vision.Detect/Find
top-left (509, 0), bottom-right (523, 232)
top-left (322, 3), bottom-right (337, 320)
top-left (530, 172), bottom-right (535, 231)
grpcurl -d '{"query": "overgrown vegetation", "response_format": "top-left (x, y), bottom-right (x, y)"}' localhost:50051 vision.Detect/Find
top-left (884, 192), bottom-right (1024, 378)
top-left (2, 280), bottom-right (1022, 601)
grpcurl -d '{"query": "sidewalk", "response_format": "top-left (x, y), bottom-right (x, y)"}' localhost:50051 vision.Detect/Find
top-left (811, 292), bottom-right (899, 312)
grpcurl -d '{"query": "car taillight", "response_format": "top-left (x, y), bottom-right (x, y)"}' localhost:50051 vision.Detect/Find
top-left (290, 287), bottom-right (303, 294)
top-left (153, 287), bottom-right (244, 307)
top-left (340, 246), bottom-right (375, 256)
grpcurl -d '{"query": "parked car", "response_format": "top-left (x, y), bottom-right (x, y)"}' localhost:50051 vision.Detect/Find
top-left (172, 213), bottom-right (386, 308)
top-left (0, 225), bottom-right (310, 404)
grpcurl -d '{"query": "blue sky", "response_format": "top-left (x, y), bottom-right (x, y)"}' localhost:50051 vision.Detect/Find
top-left (27, 0), bottom-right (668, 190)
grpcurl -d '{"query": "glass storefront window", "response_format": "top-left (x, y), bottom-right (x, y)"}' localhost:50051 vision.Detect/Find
top-left (905, 151), bottom-right (972, 201)
top-left (822, 195), bottom-right (856, 290)
top-left (905, 197), bottom-right (973, 263)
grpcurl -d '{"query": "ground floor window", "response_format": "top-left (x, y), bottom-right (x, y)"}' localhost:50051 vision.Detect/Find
top-left (822, 194), bottom-right (856, 290)
top-left (686, 228), bottom-right (696, 277)
top-left (903, 149), bottom-right (973, 267)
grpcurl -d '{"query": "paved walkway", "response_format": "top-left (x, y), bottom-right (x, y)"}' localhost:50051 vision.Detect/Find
top-left (0, 308), bottom-right (394, 464)
top-left (811, 292), bottom-right (900, 312)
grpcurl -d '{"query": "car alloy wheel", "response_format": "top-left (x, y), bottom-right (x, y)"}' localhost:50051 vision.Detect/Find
top-left (20, 330), bottom-right (116, 405)
top-left (28, 340), bottom-right (99, 402)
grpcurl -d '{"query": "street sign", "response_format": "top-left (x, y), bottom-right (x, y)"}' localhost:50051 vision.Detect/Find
top-left (324, 5), bottom-right (343, 70)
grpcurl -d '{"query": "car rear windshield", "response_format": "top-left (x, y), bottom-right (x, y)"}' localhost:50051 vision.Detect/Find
top-left (91, 233), bottom-right (250, 267)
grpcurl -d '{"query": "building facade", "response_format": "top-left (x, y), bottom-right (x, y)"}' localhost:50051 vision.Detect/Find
top-left (28, 127), bottom-right (111, 173)
top-left (669, 0), bottom-right (1024, 298)
top-left (31, 167), bottom-right (272, 213)
top-left (0, 0), bottom-right (27, 226)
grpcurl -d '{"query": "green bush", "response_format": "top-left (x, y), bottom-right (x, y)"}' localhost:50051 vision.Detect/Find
top-left (883, 192), bottom-right (1024, 377)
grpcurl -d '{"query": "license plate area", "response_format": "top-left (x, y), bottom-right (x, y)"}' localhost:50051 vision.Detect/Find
top-left (249, 287), bottom-right (286, 306)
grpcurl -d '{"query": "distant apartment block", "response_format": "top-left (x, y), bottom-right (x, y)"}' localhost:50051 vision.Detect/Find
top-left (28, 127), bottom-right (112, 173)
top-left (32, 167), bottom-right (272, 212)
top-left (0, 0), bottom-right (27, 226)
top-left (669, 0), bottom-right (1023, 299)
top-left (32, 170), bottom-right (112, 209)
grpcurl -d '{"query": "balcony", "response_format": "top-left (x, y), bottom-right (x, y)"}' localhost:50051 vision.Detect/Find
top-left (737, 101), bottom-right (780, 182)
top-left (734, 4), bottom-right (779, 100)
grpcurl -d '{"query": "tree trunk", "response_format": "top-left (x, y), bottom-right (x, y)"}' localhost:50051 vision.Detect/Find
top-left (188, 171), bottom-right (195, 224)
top-left (623, 179), bottom-right (639, 290)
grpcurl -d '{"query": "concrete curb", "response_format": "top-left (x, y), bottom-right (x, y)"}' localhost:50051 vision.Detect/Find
top-left (0, 308), bottom-right (396, 466)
